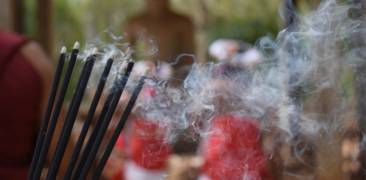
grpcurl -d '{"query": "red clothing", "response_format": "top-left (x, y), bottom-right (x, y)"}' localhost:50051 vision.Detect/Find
top-left (112, 118), bottom-right (171, 179)
top-left (0, 31), bottom-right (42, 179)
top-left (112, 170), bottom-right (124, 180)
top-left (129, 118), bottom-right (171, 170)
top-left (202, 115), bottom-right (271, 180)
top-left (115, 117), bottom-right (171, 170)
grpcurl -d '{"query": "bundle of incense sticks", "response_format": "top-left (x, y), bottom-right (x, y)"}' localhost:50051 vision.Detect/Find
top-left (28, 42), bottom-right (147, 180)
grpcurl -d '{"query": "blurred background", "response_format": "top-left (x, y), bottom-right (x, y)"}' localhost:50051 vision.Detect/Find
top-left (0, 0), bottom-right (320, 61)
top-left (10, 1), bottom-right (366, 180)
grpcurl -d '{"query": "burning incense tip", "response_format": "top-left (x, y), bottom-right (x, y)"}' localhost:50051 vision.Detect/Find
top-left (109, 50), bottom-right (119, 59)
top-left (118, 61), bottom-right (128, 73)
top-left (73, 41), bottom-right (80, 49)
top-left (91, 47), bottom-right (98, 55)
top-left (143, 68), bottom-right (150, 76)
top-left (60, 46), bottom-right (67, 54)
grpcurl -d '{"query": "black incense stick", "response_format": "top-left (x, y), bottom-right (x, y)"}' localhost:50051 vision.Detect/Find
top-left (46, 51), bottom-right (97, 179)
top-left (28, 47), bottom-right (67, 180)
top-left (32, 42), bottom-right (80, 180)
top-left (73, 61), bottom-right (135, 180)
top-left (93, 74), bottom-right (146, 180)
top-left (63, 58), bottom-right (113, 180)
top-left (70, 88), bottom-right (115, 179)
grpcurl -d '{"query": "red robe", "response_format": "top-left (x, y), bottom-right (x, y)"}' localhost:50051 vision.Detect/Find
top-left (113, 117), bottom-right (172, 180)
top-left (201, 115), bottom-right (271, 180)
top-left (0, 31), bottom-right (42, 179)
top-left (129, 118), bottom-right (172, 170)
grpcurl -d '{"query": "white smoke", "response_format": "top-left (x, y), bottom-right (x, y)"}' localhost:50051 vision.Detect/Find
top-left (71, 0), bottom-right (366, 178)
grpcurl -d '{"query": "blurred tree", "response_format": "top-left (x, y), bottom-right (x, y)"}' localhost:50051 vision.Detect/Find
top-left (54, 0), bottom-right (85, 99)
top-left (79, 0), bottom-right (144, 40)
top-left (172, 0), bottom-right (282, 43)
top-left (25, 0), bottom-right (84, 56)
top-left (53, 0), bottom-right (84, 51)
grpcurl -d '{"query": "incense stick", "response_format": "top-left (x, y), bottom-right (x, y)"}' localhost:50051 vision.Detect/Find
top-left (28, 46), bottom-right (67, 180)
top-left (70, 87), bottom-right (115, 179)
top-left (32, 42), bottom-right (80, 180)
top-left (73, 61), bottom-right (135, 180)
top-left (93, 73), bottom-right (147, 180)
top-left (63, 58), bottom-right (113, 180)
top-left (46, 50), bottom-right (97, 179)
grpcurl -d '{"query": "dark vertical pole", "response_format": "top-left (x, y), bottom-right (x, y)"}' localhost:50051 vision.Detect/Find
top-left (11, 0), bottom-right (25, 33)
top-left (37, 0), bottom-right (52, 55)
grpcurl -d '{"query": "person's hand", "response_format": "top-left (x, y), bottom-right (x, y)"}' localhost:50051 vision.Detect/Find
top-left (168, 155), bottom-right (203, 180)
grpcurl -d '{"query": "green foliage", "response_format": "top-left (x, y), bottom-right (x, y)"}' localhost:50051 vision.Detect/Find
top-left (25, 0), bottom-right (286, 52)
top-left (172, 0), bottom-right (282, 44)
top-left (24, 0), bottom-right (37, 38)
top-left (68, 0), bottom-right (284, 45)
top-left (54, 0), bottom-right (84, 49)
top-left (78, 0), bottom-right (144, 39)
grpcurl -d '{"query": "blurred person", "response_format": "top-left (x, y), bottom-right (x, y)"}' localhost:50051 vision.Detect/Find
top-left (125, 0), bottom-right (195, 84)
top-left (107, 62), bottom-right (173, 180)
top-left (209, 39), bottom-right (262, 69)
top-left (0, 26), bottom-right (75, 179)
top-left (107, 102), bottom-right (172, 180)
top-left (0, 30), bottom-right (53, 179)
top-left (209, 39), bottom-right (251, 62)
top-left (123, 117), bottom-right (171, 180)
top-left (199, 115), bottom-right (271, 180)
top-left (124, 1), bottom-right (196, 166)
top-left (197, 66), bottom-right (271, 180)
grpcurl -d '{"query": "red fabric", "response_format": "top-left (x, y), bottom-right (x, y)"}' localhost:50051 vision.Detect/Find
top-left (0, 31), bottom-right (42, 180)
top-left (116, 134), bottom-right (125, 150)
top-left (112, 170), bottom-right (123, 180)
top-left (202, 115), bottom-right (271, 180)
top-left (126, 118), bottom-right (171, 170)
top-left (112, 117), bottom-right (171, 178)
top-left (141, 86), bottom-right (156, 97)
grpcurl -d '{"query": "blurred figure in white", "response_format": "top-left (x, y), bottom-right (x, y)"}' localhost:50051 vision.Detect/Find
top-left (209, 39), bottom-right (262, 69)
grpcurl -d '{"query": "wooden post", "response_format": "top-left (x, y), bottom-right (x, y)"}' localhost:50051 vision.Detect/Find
top-left (0, 0), bottom-right (12, 30)
top-left (11, 0), bottom-right (25, 33)
top-left (37, 0), bottom-right (53, 55)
